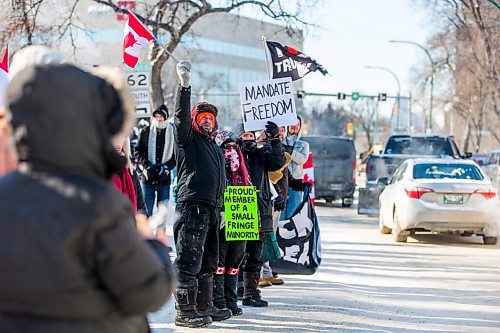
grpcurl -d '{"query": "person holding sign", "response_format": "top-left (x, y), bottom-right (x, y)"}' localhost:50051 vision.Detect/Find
top-left (213, 130), bottom-right (252, 316)
top-left (239, 123), bottom-right (286, 307)
top-left (172, 61), bottom-right (231, 328)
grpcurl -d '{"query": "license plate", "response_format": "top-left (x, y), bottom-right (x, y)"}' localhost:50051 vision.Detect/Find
top-left (444, 194), bottom-right (463, 204)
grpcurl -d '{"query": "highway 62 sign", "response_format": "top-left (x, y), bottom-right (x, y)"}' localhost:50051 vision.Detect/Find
top-left (122, 63), bottom-right (152, 117)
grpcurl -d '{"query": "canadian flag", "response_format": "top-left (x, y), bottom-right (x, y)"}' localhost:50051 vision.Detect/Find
top-left (0, 46), bottom-right (9, 107)
top-left (122, 12), bottom-right (153, 68)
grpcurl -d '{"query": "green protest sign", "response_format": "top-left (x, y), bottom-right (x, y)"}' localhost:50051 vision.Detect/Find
top-left (223, 186), bottom-right (259, 241)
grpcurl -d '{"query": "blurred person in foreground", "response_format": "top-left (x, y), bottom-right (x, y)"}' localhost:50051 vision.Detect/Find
top-left (0, 107), bottom-right (17, 175)
top-left (0, 62), bottom-right (175, 333)
top-left (173, 60), bottom-right (230, 327)
top-left (0, 45), bottom-right (63, 176)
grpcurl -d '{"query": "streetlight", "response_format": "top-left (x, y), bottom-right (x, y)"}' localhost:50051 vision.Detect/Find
top-left (389, 40), bottom-right (435, 133)
top-left (365, 65), bottom-right (401, 131)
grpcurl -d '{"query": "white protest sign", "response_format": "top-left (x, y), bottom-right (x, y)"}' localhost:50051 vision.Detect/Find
top-left (239, 77), bottom-right (297, 131)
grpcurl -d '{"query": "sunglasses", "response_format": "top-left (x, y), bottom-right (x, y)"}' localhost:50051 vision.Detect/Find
top-left (223, 142), bottom-right (238, 149)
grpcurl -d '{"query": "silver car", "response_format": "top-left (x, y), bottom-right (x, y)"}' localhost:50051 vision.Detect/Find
top-left (378, 158), bottom-right (499, 244)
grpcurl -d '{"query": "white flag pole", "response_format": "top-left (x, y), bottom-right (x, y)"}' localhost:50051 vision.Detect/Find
top-left (152, 35), bottom-right (180, 64)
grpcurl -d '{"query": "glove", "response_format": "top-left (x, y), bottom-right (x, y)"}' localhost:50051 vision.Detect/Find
top-left (146, 165), bottom-right (159, 182)
top-left (289, 178), bottom-right (306, 191)
top-left (158, 163), bottom-right (170, 176)
top-left (176, 60), bottom-right (191, 88)
top-left (283, 144), bottom-right (294, 154)
top-left (241, 140), bottom-right (256, 153)
top-left (273, 195), bottom-right (285, 211)
top-left (265, 121), bottom-right (279, 140)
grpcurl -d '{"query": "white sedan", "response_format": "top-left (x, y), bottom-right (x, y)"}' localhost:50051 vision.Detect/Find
top-left (378, 158), bottom-right (499, 244)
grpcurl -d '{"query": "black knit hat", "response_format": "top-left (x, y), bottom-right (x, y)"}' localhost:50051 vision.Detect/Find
top-left (153, 104), bottom-right (168, 119)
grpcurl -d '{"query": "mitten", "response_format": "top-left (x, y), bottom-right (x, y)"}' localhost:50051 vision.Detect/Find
top-left (176, 60), bottom-right (191, 88)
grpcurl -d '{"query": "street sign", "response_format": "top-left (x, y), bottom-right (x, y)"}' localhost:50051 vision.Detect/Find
top-left (126, 72), bottom-right (150, 91)
top-left (135, 103), bottom-right (151, 116)
top-left (122, 62), bottom-right (152, 117)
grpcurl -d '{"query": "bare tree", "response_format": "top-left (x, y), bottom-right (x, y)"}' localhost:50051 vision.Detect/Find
top-left (348, 99), bottom-right (380, 150)
top-left (418, 0), bottom-right (499, 151)
top-left (2, 0), bottom-right (316, 108)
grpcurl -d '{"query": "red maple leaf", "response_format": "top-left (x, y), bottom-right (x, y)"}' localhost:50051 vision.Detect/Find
top-left (303, 174), bottom-right (315, 188)
top-left (123, 31), bottom-right (137, 50)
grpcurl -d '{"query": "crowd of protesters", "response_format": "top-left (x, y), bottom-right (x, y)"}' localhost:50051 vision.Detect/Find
top-left (0, 47), bottom-right (311, 331)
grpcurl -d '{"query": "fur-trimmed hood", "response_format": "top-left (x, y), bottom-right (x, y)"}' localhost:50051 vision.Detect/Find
top-left (7, 64), bottom-right (129, 179)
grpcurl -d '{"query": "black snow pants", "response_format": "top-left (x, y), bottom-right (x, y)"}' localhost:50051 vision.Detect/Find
top-left (174, 201), bottom-right (219, 288)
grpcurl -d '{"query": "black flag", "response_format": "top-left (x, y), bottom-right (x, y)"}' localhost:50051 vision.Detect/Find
top-left (265, 40), bottom-right (328, 81)
top-left (270, 185), bottom-right (322, 275)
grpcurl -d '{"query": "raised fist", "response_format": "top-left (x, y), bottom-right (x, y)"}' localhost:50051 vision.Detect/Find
top-left (265, 121), bottom-right (279, 139)
top-left (176, 60), bottom-right (191, 88)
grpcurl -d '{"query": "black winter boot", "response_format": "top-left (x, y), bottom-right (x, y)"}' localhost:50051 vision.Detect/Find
top-left (213, 273), bottom-right (226, 309)
top-left (225, 273), bottom-right (243, 316)
top-left (196, 275), bottom-right (232, 321)
top-left (242, 271), bottom-right (268, 307)
top-left (174, 287), bottom-right (212, 328)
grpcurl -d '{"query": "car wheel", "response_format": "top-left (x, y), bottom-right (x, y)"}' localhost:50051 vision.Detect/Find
top-left (393, 210), bottom-right (409, 243)
top-left (483, 236), bottom-right (498, 245)
top-left (379, 208), bottom-right (392, 234)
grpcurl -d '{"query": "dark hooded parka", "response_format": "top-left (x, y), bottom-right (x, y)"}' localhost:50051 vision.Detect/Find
top-left (0, 64), bottom-right (175, 333)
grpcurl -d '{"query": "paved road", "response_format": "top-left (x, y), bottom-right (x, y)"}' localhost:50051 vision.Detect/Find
top-left (150, 203), bottom-right (500, 332)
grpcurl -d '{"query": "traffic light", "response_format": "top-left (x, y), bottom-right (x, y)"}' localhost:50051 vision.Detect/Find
top-left (351, 92), bottom-right (360, 101)
top-left (337, 92), bottom-right (346, 100)
top-left (346, 122), bottom-right (354, 136)
top-left (378, 93), bottom-right (387, 101)
top-left (297, 90), bottom-right (306, 99)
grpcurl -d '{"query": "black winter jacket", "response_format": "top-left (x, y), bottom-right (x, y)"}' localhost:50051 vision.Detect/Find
top-left (243, 142), bottom-right (286, 232)
top-left (174, 86), bottom-right (225, 208)
top-left (0, 64), bottom-right (175, 333)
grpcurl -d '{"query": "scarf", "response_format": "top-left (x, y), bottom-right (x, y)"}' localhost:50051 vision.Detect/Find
top-left (113, 168), bottom-right (137, 213)
top-left (224, 146), bottom-right (252, 186)
top-left (147, 121), bottom-right (174, 164)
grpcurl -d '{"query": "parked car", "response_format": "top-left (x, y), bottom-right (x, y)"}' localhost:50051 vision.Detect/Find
top-left (378, 158), bottom-right (498, 244)
top-left (483, 148), bottom-right (500, 191)
top-left (301, 136), bottom-right (356, 207)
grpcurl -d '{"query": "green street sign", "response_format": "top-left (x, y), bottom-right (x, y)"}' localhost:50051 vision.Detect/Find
top-left (351, 92), bottom-right (360, 101)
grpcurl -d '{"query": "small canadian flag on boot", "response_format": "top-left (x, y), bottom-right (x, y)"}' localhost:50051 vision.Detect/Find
top-left (122, 11), bottom-right (153, 68)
